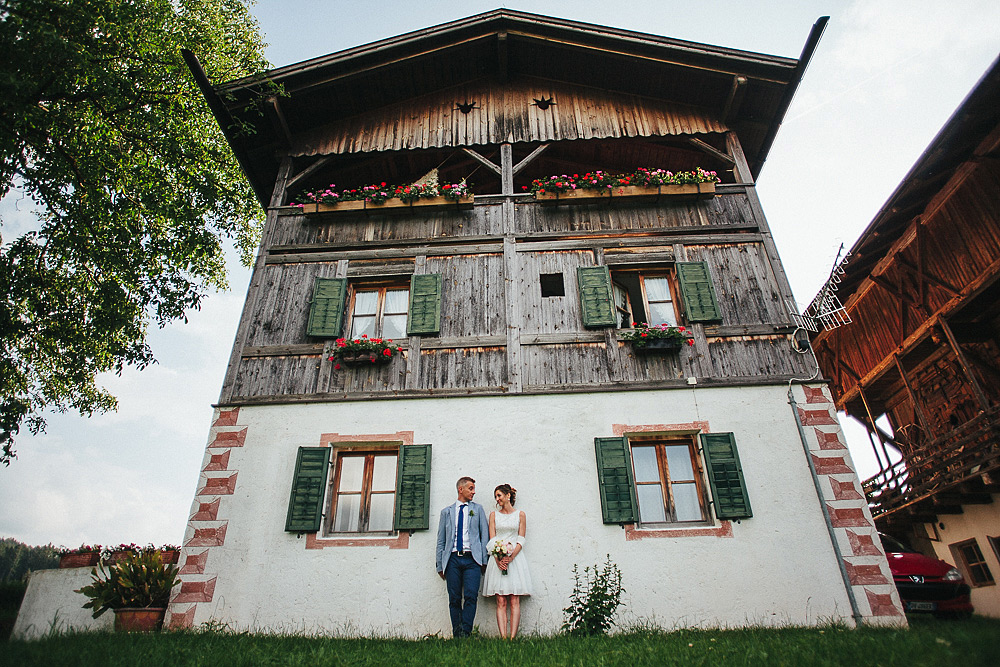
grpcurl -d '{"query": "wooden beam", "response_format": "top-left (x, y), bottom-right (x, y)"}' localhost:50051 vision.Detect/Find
top-left (501, 143), bottom-right (513, 195)
top-left (894, 352), bottom-right (935, 439)
top-left (895, 254), bottom-right (961, 297)
top-left (462, 148), bottom-right (502, 175)
top-left (721, 75), bottom-right (747, 124)
top-left (511, 143), bottom-right (549, 175)
top-left (268, 96), bottom-right (293, 147)
top-left (939, 318), bottom-right (991, 411)
top-left (286, 155), bottom-right (335, 191)
top-left (686, 137), bottom-right (736, 166)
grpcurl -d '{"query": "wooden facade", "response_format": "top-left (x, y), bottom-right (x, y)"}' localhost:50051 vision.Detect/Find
top-left (810, 58), bottom-right (1000, 538)
top-left (193, 11), bottom-right (829, 409)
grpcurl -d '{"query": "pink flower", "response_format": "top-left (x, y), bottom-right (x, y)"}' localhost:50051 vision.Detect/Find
top-left (334, 363), bottom-right (341, 369)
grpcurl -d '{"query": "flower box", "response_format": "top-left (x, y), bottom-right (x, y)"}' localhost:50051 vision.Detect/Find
top-left (299, 195), bottom-right (473, 216)
top-left (630, 338), bottom-right (684, 353)
top-left (338, 353), bottom-right (394, 367)
top-left (114, 607), bottom-right (166, 633)
top-left (59, 552), bottom-right (101, 568)
top-left (535, 182), bottom-right (715, 205)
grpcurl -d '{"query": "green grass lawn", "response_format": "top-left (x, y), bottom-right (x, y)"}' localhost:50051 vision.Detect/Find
top-left (3, 616), bottom-right (999, 666)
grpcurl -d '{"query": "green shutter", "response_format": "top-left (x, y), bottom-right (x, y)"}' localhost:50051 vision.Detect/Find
top-left (594, 437), bottom-right (638, 524)
top-left (700, 432), bottom-right (752, 520)
top-left (578, 266), bottom-right (616, 328)
top-left (407, 274), bottom-right (442, 335)
top-left (306, 277), bottom-right (347, 337)
top-left (285, 447), bottom-right (332, 532)
top-left (394, 444), bottom-right (432, 531)
top-left (677, 261), bottom-right (722, 323)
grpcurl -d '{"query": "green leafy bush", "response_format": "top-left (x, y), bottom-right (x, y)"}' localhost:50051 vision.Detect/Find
top-left (562, 555), bottom-right (625, 636)
top-left (75, 550), bottom-right (179, 618)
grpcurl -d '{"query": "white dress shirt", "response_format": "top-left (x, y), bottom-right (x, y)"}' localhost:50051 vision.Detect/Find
top-left (452, 501), bottom-right (471, 552)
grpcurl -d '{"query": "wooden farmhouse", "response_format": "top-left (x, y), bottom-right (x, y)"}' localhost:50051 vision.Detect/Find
top-left (809, 57), bottom-right (1000, 618)
top-left (163, 10), bottom-right (905, 633)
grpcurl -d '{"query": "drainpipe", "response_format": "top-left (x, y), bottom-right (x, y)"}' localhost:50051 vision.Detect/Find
top-left (788, 386), bottom-right (864, 626)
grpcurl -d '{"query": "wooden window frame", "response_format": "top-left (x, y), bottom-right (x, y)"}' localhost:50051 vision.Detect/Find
top-left (628, 433), bottom-right (710, 527)
top-left (326, 446), bottom-right (399, 535)
top-left (610, 268), bottom-right (682, 329)
top-left (951, 538), bottom-right (995, 587)
top-left (347, 280), bottom-right (410, 340)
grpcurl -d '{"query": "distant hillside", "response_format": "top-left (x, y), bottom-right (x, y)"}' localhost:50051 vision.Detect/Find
top-left (0, 538), bottom-right (59, 581)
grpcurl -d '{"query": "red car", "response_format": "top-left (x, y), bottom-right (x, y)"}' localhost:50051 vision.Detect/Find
top-left (879, 533), bottom-right (974, 617)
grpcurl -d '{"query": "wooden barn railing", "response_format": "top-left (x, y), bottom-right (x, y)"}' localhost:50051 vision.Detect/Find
top-left (862, 405), bottom-right (1000, 519)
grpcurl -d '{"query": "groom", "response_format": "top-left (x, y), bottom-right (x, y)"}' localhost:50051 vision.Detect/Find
top-left (436, 476), bottom-right (489, 638)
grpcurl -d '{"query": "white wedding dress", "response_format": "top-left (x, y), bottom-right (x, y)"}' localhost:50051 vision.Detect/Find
top-left (482, 510), bottom-right (533, 596)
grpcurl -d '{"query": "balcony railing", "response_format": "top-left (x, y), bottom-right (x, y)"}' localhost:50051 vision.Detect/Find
top-left (862, 405), bottom-right (1000, 519)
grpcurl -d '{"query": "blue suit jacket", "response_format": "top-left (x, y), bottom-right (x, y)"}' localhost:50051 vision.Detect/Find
top-left (436, 501), bottom-right (489, 572)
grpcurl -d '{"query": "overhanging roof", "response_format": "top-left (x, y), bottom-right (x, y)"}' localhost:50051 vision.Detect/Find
top-left (816, 56), bottom-right (1000, 308)
top-left (189, 9), bottom-right (827, 207)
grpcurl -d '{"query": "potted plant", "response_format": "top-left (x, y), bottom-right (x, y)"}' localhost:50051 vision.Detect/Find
top-left (75, 550), bottom-right (179, 632)
top-left (58, 544), bottom-right (103, 569)
top-left (330, 336), bottom-right (404, 368)
top-left (159, 544), bottom-right (181, 564)
top-left (619, 323), bottom-right (694, 353)
top-left (104, 542), bottom-right (143, 564)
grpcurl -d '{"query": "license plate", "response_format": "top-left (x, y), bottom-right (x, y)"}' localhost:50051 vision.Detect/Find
top-left (906, 601), bottom-right (936, 612)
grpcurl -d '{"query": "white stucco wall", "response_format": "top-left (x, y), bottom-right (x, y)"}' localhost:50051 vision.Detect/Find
top-left (925, 497), bottom-right (1000, 618)
top-left (12, 568), bottom-right (112, 640)
top-left (166, 383), bottom-right (903, 635)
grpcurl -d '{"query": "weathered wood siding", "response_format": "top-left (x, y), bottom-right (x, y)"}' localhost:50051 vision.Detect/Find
top-left (294, 79), bottom-right (726, 157)
top-left (226, 188), bottom-right (806, 403)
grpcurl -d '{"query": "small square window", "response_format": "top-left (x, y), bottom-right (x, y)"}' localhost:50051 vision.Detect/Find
top-left (951, 538), bottom-right (995, 587)
top-left (629, 434), bottom-right (709, 525)
top-left (540, 273), bottom-right (565, 297)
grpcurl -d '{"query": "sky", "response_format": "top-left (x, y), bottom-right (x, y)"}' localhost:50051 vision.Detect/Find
top-left (1, 0), bottom-right (998, 549)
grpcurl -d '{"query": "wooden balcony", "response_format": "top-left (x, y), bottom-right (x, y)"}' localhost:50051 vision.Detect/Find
top-left (863, 405), bottom-right (1000, 525)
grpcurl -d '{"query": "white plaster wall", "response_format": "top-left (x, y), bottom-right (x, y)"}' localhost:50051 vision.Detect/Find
top-left (178, 384), bottom-right (866, 635)
top-left (12, 568), bottom-right (113, 640)
top-left (926, 496), bottom-right (1000, 618)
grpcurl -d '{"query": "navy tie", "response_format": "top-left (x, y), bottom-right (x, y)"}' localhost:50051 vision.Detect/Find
top-left (457, 504), bottom-right (467, 552)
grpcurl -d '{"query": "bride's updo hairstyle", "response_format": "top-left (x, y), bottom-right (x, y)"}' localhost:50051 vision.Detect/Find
top-left (494, 483), bottom-right (517, 507)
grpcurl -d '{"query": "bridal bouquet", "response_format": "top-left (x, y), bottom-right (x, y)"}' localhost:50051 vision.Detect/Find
top-left (490, 540), bottom-right (514, 576)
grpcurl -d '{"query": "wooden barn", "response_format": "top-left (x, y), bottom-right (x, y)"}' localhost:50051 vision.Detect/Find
top-left (809, 57), bottom-right (1000, 618)
top-left (163, 10), bottom-right (904, 633)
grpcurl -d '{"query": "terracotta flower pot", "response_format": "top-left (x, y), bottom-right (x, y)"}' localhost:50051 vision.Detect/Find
top-left (299, 195), bottom-right (473, 215)
top-left (59, 552), bottom-right (101, 568)
top-left (338, 352), bottom-right (394, 367)
top-left (159, 549), bottom-right (180, 564)
top-left (114, 607), bottom-right (166, 633)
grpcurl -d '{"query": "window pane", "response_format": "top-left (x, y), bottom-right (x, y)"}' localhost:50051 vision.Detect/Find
top-left (648, 302), bottom-right (677, 327)
top-left (631, 446), bottom-right (659, 483)
top-left (353, 291), bottom-right (378, 316)
top-left (334, 494), bottom-right (360, 532)
top-left (371, 454), bottom-right (398, 491)
top-left (350, 315), bottom-right (376, 338)
top-left (337, 456), bottom-right (364, 493)
top-left (665, 445), bottom-right (695, 481)
top-left (672, 483), bottom-right (704, 522)
top-left (384, 289), bottom-right (409, 314)
top-left (368, 493), bottom-right (396, 532)
top-left (636, 485), bottom-right (666, 523)
top-left (645, 277), bottom-right (672, 302)
top-left (382, 314), bottom-right (407, 340)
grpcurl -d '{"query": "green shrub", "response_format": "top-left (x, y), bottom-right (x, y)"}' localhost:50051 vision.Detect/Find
top-left (562, 555), bottom-right (625, 636)
top-left (75, 550), bottom-right (178, 618)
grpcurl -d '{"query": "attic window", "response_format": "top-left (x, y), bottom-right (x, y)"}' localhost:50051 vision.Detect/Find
top-left (540, 273), bottom-right (565, 297)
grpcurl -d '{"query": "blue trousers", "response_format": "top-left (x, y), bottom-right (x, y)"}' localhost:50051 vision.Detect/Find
top-left (444, 553), bottom-right (482, 637)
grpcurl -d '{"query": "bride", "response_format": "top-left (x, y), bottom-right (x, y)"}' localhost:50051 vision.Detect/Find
top-left (482, 483), bottom-right (533, 638)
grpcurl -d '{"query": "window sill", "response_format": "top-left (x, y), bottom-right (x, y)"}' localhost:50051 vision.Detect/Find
top-left (624, 521), bottom-right (733, 540)
top-left (305, 531), bottom-right (410, 550)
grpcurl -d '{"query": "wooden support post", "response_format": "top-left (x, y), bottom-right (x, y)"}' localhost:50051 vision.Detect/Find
top-left (500, 142), bottom-right (514, 195)
top-left (894, 353), bottom-right (935, 439)
top-left (939, 318), bottom-right (991, 411)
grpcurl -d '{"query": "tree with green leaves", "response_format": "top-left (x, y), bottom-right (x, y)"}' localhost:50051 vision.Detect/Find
top-left (0, 0), bottom-right (271, 463)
